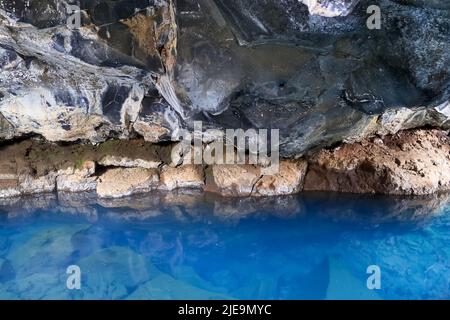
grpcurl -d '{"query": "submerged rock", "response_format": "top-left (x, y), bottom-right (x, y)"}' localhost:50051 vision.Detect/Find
top-left (77, 246), bottom-right (151, 300)
top-left (128, 274), bottom-right (229, 300)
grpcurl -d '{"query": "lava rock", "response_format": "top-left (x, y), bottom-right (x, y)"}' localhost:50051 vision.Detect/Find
top-left (304, 129), bottom-right (450, 195)
top-left (0, 0), bottom-right (449, 158)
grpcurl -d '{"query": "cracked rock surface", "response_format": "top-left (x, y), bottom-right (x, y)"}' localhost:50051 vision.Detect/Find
top-left (0, 0), bottom-right (449, 157)
top-left (304, 129), bottom-right (450, 195)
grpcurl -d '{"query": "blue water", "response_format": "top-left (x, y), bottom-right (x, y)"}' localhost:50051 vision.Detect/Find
top-left (0, 191), bottom-right (449, 300)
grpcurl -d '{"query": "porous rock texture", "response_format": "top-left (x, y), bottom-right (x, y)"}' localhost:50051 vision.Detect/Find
top-left (0, 1), bottom-right (450, 198)
top-left (0, 0), bottom-right (449, 155)
top-left (0, 130), bottom-right (449, 198)
top-left (304, 129), bottom-right (450, 195)
top-left (159, 165), bottom-right (205, 191)
top-left (96, 167), bottom-right (160, 198)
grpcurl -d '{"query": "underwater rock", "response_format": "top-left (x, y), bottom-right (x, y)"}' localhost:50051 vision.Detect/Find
top-left (304, 129), bottom-right (450, 195)
top-left (325, 257), bottom-right (381, 300)
top-left (77, 246), bottom-right (152, 300)
top-left (0, 258), bottom-right (15, 283)
top-left (128, 274), bottom-right (229, 300)
top-left (7, 224), bottom-right (88, 279)
top-left (212, 194), bottom-right (303, 220)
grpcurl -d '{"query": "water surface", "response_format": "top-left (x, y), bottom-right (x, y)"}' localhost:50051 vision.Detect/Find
top-left (0, 191), bottom-right (449, 300)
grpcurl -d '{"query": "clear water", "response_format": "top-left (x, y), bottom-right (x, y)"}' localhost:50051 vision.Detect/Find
top-left (0, 191), bottom-right (449, 300)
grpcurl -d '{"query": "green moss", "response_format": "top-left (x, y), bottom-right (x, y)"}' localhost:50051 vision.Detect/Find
top-left (74, 159), bottom-right (84, 170)
top-left (97, 140), bottom-right (117, 154)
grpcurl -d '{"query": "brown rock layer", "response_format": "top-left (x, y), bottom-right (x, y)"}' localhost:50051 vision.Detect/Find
top-left (97, 168), bottom-right (160, 198)
top-left (304, 129), bottom-right (450, 195)
top-left (160, 165), bottom-right (205, 191)
top-left (0, 129), bottom-right (449, 198)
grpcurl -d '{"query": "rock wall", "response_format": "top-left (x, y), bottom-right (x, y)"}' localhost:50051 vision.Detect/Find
top-left (304, 129), bottom-right (450, 195)
top-left (0, 1), bottom-right (449, 156)
top-left (0, 129), bottom-right (448, 198)
top-left (0, 137), bottom-right (309, 198)
top-left (0, 1), bottom-right (449, 198)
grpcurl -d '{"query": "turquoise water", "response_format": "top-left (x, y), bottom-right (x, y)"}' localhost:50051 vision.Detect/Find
top-left (0, 191), bottom-right (449, 300)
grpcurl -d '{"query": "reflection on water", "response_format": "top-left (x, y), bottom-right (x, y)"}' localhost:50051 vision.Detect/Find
top-left (0, 191), bottom-right (449, 300)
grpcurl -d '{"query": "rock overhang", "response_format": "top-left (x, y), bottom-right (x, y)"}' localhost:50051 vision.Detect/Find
top-left (0, 0), bottom-right (448, 157)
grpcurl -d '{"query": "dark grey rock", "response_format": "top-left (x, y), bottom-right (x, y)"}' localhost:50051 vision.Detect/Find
top-left (0, 0), bottom-right (448, 156)
top-left (175, 0), bottom-right (450, 155)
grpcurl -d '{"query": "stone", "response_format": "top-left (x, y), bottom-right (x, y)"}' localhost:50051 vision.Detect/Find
top-left (56, 161), bottom-right (98, 193)
top-left (0, 0), bottom-right (450, 198)
top-left (77, 246), bottom-right (152, 300)
top-left (17, 172), bottom-right (57, 195)
top-left (300, 0), bottom-right (360, 17)
top-left (7, 224), bottom-right (89, 279)
top-left (98, 155), bottom-right (161, 169)
top-left (96, 168), bottom-right (159, 198)
top-left (0, 0), bottom-right (181, 144)
top-left (160, 165), bottom-right (205, 191)
top-left (95, 139), bottom-right (171, 167)
top-left (174, 0), bottom-right (450, 156)
top-left (0, 161), bottom-right (19, 197)
top-left (253, 160), bottom-right (309, 197)
top-left (0, 113), bottom-right (15, 140)
top-left (0, 0), bottom-right (448, 158)
top-left (133, 121), bottom-right (172, 143)
top-left (304, 129), bottom-right (450, 195)
top-left (205, 165), bottom-right (261, 197)
top-left (205, 160), bottom-right (310, 197)
top-left (128, 274), bottom-right (229, 300)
